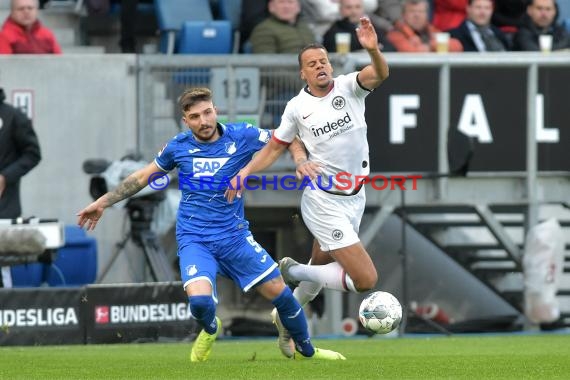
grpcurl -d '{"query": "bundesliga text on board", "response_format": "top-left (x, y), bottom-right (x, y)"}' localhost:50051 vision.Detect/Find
top-left (148, 172), bottom-right (422, 192)
top-left (95, 303), bottom-right (191, 325)
top-left (0, 307), bottom-right (78, 327)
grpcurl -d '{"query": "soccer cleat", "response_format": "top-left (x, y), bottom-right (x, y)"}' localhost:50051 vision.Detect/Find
top-left (294, 347), bottom-right (346, 361)
top-left (270, 308), bottom-right (294, 358)
top-left (279, 257), bottom-right (300, 287)
top-left (190, 317), bottom-right (222, 362)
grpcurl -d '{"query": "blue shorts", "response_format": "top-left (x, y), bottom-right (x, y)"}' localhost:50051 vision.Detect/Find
top-left (178, 232), bottom-right (279, 297)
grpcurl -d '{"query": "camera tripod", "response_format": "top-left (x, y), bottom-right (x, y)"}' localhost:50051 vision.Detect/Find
top-left (97, 194), bottom-right (177, 283)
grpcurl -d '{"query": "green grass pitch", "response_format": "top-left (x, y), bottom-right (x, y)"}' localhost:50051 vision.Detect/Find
top-left (0, 334), bottom-right (569, 379)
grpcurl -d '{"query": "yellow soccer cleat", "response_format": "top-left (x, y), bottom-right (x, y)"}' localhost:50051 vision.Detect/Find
top-left (294, 347), bottom-right (346, 361)
top-left (270, 308), bottom-right (294, 358)
top-left (190, 317), bottom-right (222, 362)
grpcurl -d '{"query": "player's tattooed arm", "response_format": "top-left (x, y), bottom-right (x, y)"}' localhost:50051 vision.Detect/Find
top-left (101, 176), bottom-right (145, 207)
top-left (77, 161), bottom-right (163, 231)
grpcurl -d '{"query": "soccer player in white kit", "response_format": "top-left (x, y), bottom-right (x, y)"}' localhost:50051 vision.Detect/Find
top-left (226, 16), bottom-right (389, 357)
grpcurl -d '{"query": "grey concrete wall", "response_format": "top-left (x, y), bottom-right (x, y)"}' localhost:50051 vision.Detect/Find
top-left (0, 55), bottom-right (141, 283)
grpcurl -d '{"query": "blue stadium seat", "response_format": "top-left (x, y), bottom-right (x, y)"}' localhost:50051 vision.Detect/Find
top-left (218, 0), bottom-right (242, 52)
top-left (154, 0), bottom-right (213, 54)
top-left (45, 225), bottom-right (97, 287)
top-left (178, 20), bottom-right (232, 54)
top-left (10, 263), bottom-right (45, 287)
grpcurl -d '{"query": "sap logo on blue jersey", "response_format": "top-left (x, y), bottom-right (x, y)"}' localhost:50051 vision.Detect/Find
top-left (192, 157), bottom-right (230, 177)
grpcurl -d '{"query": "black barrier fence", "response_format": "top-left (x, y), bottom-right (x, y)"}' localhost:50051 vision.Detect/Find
top-left (365, 65), bottom-right (570, 172)
top-left (0, 288), bottom-right (84, 346)
top-left (0, 282), bottom-right (197, 346)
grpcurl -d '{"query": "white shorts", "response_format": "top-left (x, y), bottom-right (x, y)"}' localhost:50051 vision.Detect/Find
top-left (301, 186), bottom-right (366, 251)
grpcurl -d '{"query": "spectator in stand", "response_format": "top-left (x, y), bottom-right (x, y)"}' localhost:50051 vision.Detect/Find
top-left (300, 0), bottom-right (340, 38)
top-left (513, 0), bottom-right (570, 51)
top-left (0, 0), bottom-right (61, 54)
top-left (363, 0), bottom-right (379, 13)
top-left (250, 0), bottom-right (316, 53)
top-left (491, 0), bottom-right (527, 35)
top-left (300, 0), bottom-right (341, 24)
top-left (448, 0), bottom-right (510, 51)
top-left (387, 0), bottom-right (463, 52)
top-left (369, 0), bottom-right (403, 34)
top-left (323, 0), bottom-right (395, 52)
top-left (240, 0), bottom-right (269, 51)
top-left (117, 0), bottom-right (154, 53)
top-left (432, 0), bottom-right (468, 31)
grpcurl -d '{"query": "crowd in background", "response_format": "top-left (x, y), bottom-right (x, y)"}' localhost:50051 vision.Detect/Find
top-left (0, 0), bottom-right (569, 54)
top-left (241, 0), bottom-right (570, 54)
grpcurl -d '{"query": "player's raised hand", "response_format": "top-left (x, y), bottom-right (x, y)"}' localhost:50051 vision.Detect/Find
top-left (356, 17), bottom-right (379, 51)
top-left (77, 200), bottom-right (105, 231)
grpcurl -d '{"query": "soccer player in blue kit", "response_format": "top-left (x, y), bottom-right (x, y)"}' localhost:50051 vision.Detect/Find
top-left (77, 88), bottom-right (345, 362)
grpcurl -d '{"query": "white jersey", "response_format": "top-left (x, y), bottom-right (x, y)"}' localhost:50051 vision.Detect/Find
top-left (274, 72), bottom-right (372, 194)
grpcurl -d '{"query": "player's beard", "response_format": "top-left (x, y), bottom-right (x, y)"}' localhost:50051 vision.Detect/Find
top-left (195, 123), bottom-right (218, 142)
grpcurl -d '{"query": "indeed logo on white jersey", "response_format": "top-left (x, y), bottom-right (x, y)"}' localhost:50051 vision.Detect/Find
top-left (192, 157), bottom-right (230, 177)
top-left (311, 112), bottom-right (352, 137)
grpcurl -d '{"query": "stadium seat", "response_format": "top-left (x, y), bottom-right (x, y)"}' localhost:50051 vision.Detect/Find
top-left (154, 0), bottom-right (213, 54)
top-left (45, 225), bottom-right (97, 287)
top-left (10, 263), bottom-right (45, 287)
top-left (217, 0), bottom-right (242, 53)
top-left (178, 20), bottom-right (232, 54)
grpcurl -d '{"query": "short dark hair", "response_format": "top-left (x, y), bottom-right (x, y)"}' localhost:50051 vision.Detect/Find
top-left (298, 43), bottom-right (328, 67)
top-left (178, 87), bottom-right (212, 113)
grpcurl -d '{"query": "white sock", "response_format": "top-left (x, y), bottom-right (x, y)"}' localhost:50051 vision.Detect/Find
top-left (293, 281), bottom-right (323, 306)
top-left (289, 261), bottom-right (354, 292)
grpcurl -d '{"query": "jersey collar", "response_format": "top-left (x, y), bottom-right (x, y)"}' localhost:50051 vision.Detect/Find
top-left (304, 81), bottom-right (335, 97)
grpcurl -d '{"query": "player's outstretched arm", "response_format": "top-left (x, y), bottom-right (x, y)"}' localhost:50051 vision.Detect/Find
top-left (356, 17), bottom-right (389, 90)
top-left (77, 161), bottom-right (165, 231)
top-left (225, 139), bottom-right (287, 203)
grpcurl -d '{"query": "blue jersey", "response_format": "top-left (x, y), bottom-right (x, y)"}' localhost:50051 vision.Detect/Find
top-left (155, 123), bottom-right (271, 243)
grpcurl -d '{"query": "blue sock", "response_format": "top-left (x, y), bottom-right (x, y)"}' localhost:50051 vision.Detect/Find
top-left (189, 295), bottom-right (217, 334)
top-left (272, 286), bottom-right (315, 357)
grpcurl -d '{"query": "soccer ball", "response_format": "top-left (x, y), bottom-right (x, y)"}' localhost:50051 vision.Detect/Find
top-left (358, 291), bottom-right (402, 334)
